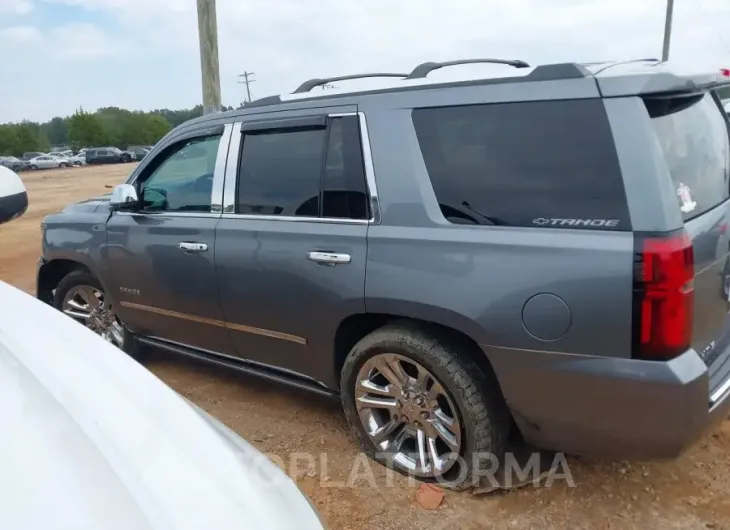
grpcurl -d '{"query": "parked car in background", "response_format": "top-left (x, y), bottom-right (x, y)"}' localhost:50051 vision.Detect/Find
top-left (0, 165), bottom-right (325, 530)
top-left (50, 149), bottom-right (73, 157)
top-left (70, 152), bottom-right (86, 166)
top-left (22, 151), bottom-right (44, 161)
top-left (125, 147), bottom-right (150, 161)
top-left (85, 147), bottom-right (124, 165)
top-left (28, 154), bottom-right (71, 170)
top-left (120, 149), bottom-right (138, 163)
top-left (0, 156), bottom-right (30, 172)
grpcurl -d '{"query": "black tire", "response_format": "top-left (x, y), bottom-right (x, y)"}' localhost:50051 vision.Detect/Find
top-left (59, 163), bottom-right (68, 168)
top-left (53, 270), bottom-right (142, 359)
top-left (30, 164), bottom-right (38, 170)
top-left (341, 322), bottom-right (510, 490)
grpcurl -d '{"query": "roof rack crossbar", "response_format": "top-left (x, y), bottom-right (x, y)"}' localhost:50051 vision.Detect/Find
top-left (293, 73), bottom-right (409, 94)
top-left (406, 58), bottom-right (530, 79)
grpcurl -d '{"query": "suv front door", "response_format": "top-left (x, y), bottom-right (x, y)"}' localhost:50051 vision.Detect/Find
top-left (215, 110), bottom-right (372, 386)
top-left (104, 123), bottom-right (235, 354)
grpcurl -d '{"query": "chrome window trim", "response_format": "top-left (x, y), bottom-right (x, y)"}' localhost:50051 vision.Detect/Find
top-left (357, 111), bottom-right (381, 224)
top-left (211, 122), bottom-right (234, 213)
top-left (221, 111), bottom-right (381, 224)
top-left (115, 211), bottom-right (221, 219)
top-left (222, 121), bottom-right (242, 214)
top-left (118, 123), bottom-right (233, 218)
top-left (220, 213), bottom-right (368, 224)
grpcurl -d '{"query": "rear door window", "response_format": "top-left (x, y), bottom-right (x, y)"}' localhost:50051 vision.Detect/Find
top-left (645, 92), bottom-right (730, 221)
top-left (412, 99), bottom-right (630, 230)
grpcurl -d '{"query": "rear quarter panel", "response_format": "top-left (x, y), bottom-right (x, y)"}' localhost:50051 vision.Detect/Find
top-left (362, 105), bottom-right (635, 356)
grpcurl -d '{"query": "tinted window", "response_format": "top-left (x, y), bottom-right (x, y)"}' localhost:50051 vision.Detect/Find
top-left (237, 128), bottom-right (326, 216)
top-left (140, 134), bottom-right (221, 213)
top-left (236, 117), bottom-right (370, 219)
top-left (412, 99), bottom-right (630, 230)
top-left (646, 93), bottom-right (730, 221)
top-left (322, 116), bottom-right (369, 220)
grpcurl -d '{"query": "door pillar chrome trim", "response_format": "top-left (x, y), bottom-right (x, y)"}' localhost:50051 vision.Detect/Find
top-left (211, 122), bottom-right (234, 214)
top-left (357, 111), bottom-right (381, 225)
top-left (223, 121), bottom-right (242, 214)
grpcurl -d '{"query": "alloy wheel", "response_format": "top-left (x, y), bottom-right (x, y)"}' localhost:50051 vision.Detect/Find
top-left (354, 353), bottom-right (462, 478)
top-left (62, 284), bottom-right (125, 348)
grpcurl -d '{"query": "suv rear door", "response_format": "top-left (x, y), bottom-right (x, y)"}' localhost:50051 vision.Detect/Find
top-left (644, 91), bottom-right (730, 394)
top-left (215, 108), bottom-right (370, 386)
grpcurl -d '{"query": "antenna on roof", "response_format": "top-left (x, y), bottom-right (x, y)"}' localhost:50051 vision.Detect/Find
top-left (293, 73), bottom-right (408, 94)
top-left (405, 58), bottom-right (530, 79)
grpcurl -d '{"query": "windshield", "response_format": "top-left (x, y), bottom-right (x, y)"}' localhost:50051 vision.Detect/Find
top-left (647, 92), bottom-right (730, 221)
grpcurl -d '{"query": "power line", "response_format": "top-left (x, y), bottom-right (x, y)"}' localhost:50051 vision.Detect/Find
top-left (238, 71), bottom-right (256, 103)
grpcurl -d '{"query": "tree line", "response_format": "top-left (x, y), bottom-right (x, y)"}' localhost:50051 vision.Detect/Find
top-left (0, 104), bottom-right (236, 157)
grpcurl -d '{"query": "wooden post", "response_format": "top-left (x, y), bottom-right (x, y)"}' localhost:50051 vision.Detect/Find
top-left (196, 0), bottom-right (221, 115)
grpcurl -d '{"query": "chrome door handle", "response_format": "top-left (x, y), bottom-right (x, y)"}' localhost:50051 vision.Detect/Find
top-left (179, 241), bottom-right (208, 253)
top-left (307, 251), bottom-right (351, 265)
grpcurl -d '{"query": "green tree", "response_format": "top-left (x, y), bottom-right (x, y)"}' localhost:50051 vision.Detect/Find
top-left (42, 117), bottom-right (70, 147)
top-left (68, 108), bottom-right (109, 149)
top-left (0, 125), bottom-right (20, 156)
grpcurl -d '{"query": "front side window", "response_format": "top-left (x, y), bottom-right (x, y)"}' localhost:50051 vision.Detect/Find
top-left (236, 115), bottom-right (369, 219)
top-left (140, 134), bottom-right (221, 213)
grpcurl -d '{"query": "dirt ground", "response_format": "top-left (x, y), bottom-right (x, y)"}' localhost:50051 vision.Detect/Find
top-left (3, 165), bottom-right (730, 529)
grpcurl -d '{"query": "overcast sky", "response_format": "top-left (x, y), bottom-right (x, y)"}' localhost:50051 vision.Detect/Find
top-left (0, 0), bottom-right (728, 123)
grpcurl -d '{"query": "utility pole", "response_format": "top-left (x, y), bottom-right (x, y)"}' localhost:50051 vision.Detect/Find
top-left (196, 0), bottom-right (221, 115)
top-left (238, 71), bottom-right (256, 103)
top-left (662, 0), bottom-right (675, 62)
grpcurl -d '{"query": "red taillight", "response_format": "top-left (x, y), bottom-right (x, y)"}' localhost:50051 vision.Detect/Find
top-left (721, 68), bottom-right (730, 77)
top-left (632, 231), bottom-right (694, 361)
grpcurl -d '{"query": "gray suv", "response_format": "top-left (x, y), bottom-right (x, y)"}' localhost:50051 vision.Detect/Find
top-left (37, 58), bottom-right (730, 488)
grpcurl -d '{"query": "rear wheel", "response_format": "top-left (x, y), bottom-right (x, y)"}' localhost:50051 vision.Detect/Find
top-left (30, 164), bottom-right (38, 170)
top-left (53, 271), bottom-right (141, 359)
top-left (341, 323), bottom-right (510, 489)
top-left (59, 163), bottom-right (69, 168)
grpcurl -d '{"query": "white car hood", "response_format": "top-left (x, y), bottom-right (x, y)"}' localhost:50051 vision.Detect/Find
top-left (0, 281), bottom-right (323, 530)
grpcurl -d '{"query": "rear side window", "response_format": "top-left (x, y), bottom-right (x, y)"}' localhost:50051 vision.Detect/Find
top-left (236, 115), bottom-right (369, 219)
top-left (646, 93), bottom-right (730, 221)
top-left (412, 99), bottom-right (630, 230)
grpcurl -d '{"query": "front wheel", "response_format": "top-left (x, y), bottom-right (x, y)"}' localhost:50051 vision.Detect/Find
top-left (53, 270), bottom-right (141, 359)
top-left (30, 164), bottom-right (38, 170)
top-left (59, 163), bottom-right (68, 168)
top-left (341, 323), bottom-right (510, 490)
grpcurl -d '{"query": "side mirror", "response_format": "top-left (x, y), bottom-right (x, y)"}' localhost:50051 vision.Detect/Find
top-left (0, 166), bottom-right (28, 225)
top-left (110, 183), bottom-right (139, 210)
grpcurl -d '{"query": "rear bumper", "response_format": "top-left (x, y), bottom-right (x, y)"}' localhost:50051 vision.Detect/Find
top-left (490, 348), bottom-right (730, 460)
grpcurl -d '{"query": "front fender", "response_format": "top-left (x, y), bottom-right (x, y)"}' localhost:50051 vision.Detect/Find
top-left (39, 210), bottom-right (112, 303)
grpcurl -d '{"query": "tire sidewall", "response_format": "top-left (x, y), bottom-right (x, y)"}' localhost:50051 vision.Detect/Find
top-left (341, 328), bottom-right (502, 488)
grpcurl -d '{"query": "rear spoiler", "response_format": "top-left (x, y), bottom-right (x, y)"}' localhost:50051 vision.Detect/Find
top-left (596, 67), bottom-right (730, 98)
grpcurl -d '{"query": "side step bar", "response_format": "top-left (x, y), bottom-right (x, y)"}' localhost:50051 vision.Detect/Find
top-left (137, 336), bottom-right (338, 400)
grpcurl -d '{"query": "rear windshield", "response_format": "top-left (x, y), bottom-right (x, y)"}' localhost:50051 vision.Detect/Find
top-left (412, 99), bottom-right (630, 230)
top-left (646, 92), bottom-right (730, 221)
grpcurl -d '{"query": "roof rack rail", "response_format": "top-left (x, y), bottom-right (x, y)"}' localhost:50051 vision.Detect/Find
top-left (293, 73), bottom-right (409, 94)
top-left (405, 58), bottom-right (530, 79)
top-left (525, 63), bottom-right (591, 81)
top-left (589, 58), bottom-right (661, 75)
